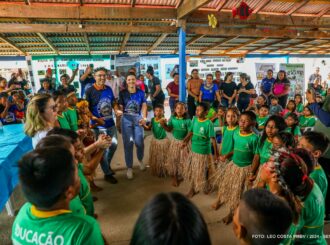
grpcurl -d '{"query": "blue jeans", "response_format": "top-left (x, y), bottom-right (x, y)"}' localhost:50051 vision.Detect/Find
top-left (169, 97), bottom-right (178, 113)
top-left (121, 114), bottom-right (144, 168)
top-left (94, 126), bottom-right (118, 176)
top-left (221, 98), bottom-right (236, 108)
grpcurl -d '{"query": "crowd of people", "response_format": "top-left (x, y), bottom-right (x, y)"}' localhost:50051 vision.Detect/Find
top-left (1, 63), bottom-right (330, 245)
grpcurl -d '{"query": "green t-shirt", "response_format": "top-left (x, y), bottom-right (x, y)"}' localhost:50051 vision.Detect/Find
top-left (78, 163), bottom-right (94, 217)
top-left (220, 126), bottom-right (238, 159)
top-left (256, 116), bottom-right (269, 131)
top-left (232, 131), bottom-right (258, 167)
top-left (167, 116), bottom-right (191, 140)
top-left (285, 126), bottom-right (302, 137)
top-left (299, 116), bottom-right (316, 128)
top-left (57, 114), bottom-right (71, 130)
top-left (151, 118), bottom-right (167, 140)
top-left (64, 107), bottom-right (78, 131)
top-left (69, 196), bottom-right (85, 216)
top-left (213, 117), bottom-right (225, 127)
top-left (206, 107), bottom-right (216, 120)
top-left (295, 184), bottom-right (326, 245)
top-left (310, 165), bottom-right (328, 200)
top-left (12, 203), bottom-right (104, 245)
top-left (297, 103), bottom-right (304, 113)
top-left (190, 117), bottom-right (215, 155)
top-left (257, 138), bottom-right (273, 164)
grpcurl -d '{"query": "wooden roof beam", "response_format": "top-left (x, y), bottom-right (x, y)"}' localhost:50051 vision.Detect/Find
top-left (131, 0), bottom-right (136, 7)
top-left (306, 41), bottom-right (330, 53)
top-left (223, 37), bottom-right (266, 54)
top-left (199, 36), bottom-right (238, 54)
top-left (119, 33), bottom-right (131, 54)
top-left (0, 36), bottom-right (26, 55)
top-left (173, 34), bottom-right (205, 54)
top-left (216, 0), bottom-right (227, 12)
top-left (0, 24), bottom-right (178, 34)
top-left (83, 33), bottom-right (90, 55)
top-left (253, 0), bottom-right (272, 14)
top-left (287, 0), bottom-right (311, 15)
top-left (177, 0), bottom-right (214, 19)
top-left (176, 0), bottom-right (184, 8)
top-left (246, 38), bottom-right (290, 53)
top-left (36, 33), bottom-right (59, 55)
top-left (317, 7), bottom-right (330, 18)
top-left (147, 33), bottom-right (168, 54)
top-left (24, 0), bottom-right (31, 5)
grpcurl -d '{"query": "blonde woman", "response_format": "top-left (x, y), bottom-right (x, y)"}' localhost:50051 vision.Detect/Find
top-left (24, 94), bottom-right (57, 148)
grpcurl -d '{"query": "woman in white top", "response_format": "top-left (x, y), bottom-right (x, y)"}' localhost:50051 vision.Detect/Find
top-left (24, 94), bottom-right (57, 148)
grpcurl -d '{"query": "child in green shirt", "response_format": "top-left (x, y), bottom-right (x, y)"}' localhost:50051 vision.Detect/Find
top-left (297, 132), bottom-right (329, 201)
top-left (160, 102), bottom-right (191, 187)
top-left (183, 102), bottom-right (218, 198)
top-left (12, 145), bottom-right (104, 245)
top-left (294, 94), bottom-right (304, 114)
top-left (299, 106), bottom-right (316, 130)
top-left (256, 105), bottom-right (269, 132)
top-left (212, 105), bottom-right (226, 144)
top-left (64, 91), bottom-right (79, 131)
top-left (251, 115), bottom-right (287, 188)
top-left (143, 104), bottom-right (169, 177)
top-left (285, 113), bottom-right (301, 142)
top-left (52, 90), bottom-right (70, 130)
top-left (212, 111), bottom-right (258, 225)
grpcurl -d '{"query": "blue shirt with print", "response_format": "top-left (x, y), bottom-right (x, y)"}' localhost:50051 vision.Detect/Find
top-left (261, 77), bottom-right (275, 94)
top-left (80, 76), bottom-right (95, 97)
top-left (85, 85), bottom-right (115, 128)
top-left (119, 89), bottom-right (146, 115)
top-left (200, 84), bottom-right (218, 102)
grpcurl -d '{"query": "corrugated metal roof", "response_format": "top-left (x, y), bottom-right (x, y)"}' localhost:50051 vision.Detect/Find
top-left (262, 0), bottom-right (297, 13)
top-left (296, 2), bottom-right (330, 14)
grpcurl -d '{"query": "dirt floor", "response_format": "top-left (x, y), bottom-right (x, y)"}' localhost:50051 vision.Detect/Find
top-left (1, 130), bottom-right (330, 244)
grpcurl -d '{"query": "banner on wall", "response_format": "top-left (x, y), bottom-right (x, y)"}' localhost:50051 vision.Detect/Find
top-left (255, 63), bottom-right (276, 94)
top-left (139, 56), bottom-right (160, 78)
top-left (280, 63), bottom-right (305, 98)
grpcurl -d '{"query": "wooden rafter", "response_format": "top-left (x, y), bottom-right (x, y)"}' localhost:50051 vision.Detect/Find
top-left (245, 38), bottom-right (290, 54)
top-left (147, 33), bottom-right (168, 54)
top-left (173, 34), bottom-right (205, 54)
top-left (267, 39), bottom-right (313, 54)
top-left (79, 0), bottom-right (83, 6)
top-left (317, 6), bottom-right (330, 18)
top-left (216, 0), bottom-right (227, 12)
top-left (253, 0), bottom-right (271, 14)
top-left (176, 0), bottom-right (184, 8)
top-left (119, 33), bottom-right (131, 54)
top-left (223, 37), bottom-right (266, 54)
top-left (0, 36), bottom-right (26, 55)
top-left (177, 0), bottom-right (213, 19)
top-left (24, 0), bottom-right (31, 5)
top-left (36, 33), bottom-right (59, 55)
top-left (306, 41), bottom-right (330, 53)
top-left (83, 33), bottom-right (90, 55)
top-left (199, 36), bottom-right (238, 54)
top-left (131, 0), bottom-right (136, 7)
top-left (287, 0), bottom-right (311, 15)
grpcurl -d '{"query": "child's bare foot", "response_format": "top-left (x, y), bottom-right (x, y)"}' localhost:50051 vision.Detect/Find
top-left (186, 189), bottom-right (197, 198)
top-left (222, 212), bottom-right (233, 225)
top-left (94, 213), bottom-right (98, 219)
top-left (211, 200), bottom-right (223, 210)
top-left (172, 177), bottom-right (178, 187)
top-left (203, 184), bottom-right (211, 195)
top-left (93, 196), bottom-right (98, 202)
top-left (90, 182), bottom-right (103, 192)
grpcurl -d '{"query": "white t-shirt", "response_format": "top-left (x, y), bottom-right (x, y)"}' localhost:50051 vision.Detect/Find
top-left (32, 130), bottom-right (49, 149)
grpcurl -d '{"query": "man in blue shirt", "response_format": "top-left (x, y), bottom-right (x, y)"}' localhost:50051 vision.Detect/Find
top-left (260, 69), bottom-right (275, 104)
top-left (80, 65), bottom-right (96, 97)
top-left (85, 67), bottom-right (119, 184)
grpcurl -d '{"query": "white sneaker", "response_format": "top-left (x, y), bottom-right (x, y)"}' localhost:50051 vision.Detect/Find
top-left (127, 168), bottom-right (133, 179)
top-left (139, 160), bottom-right (146, 171)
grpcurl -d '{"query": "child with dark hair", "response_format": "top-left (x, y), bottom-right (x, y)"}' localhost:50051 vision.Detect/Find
top-left (160, 102), bottom-right (191, 187)
top-left (285, 113), bottom-right (301, 142)
top-left (183, 102), bottom-right (218, 198)
top-left (143, 104), bottom-right (169, 177)
top-left (63, 91), bottom-right (79, 131)
top-left (272, 131), bottom-right (296, 150)
top-left (131, 192), bottom-right (211, 245)
top-left (256, 105), bottom-right (269, 131)
top-left (269, 96), bottom-right (283, 115)
top-left (12, 147), bottom-right (104, 244)
top-left (256, 94), bottom-right (267, 110)
top-left (52, 90), bottom-right (70, 129)
top-left (0, 92), bottom-right (17, 124)
top-left (281, 99), bottom-right (296, 119)
top-left (270, 152), bottom-right (326, 245)
top-left (298, 131), bottom-right (329, 200)
top-left (250, 115), bottom-right (286, 187)
top-left (294, 94), bottom-right (304, 114)
top-left (299, 106), bottom-right (316, 130)
top-left (212, 111), bottom-right (258, 225)
top-left (233, 188), bottom-right (293, 245)
top-left (211, 105), bottom-right (226, 144)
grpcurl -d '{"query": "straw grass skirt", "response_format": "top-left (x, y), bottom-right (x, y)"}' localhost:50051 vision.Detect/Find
top-left (184, 152), bottom-right (212, 193)
top-left (166, 138), bottom-right (190, 177)
top-left (209, 160), bottom-right (228, 192)
top-left (149, 137), bottom-right (170, 177)
top-left (216, 160), bottom-right (251, 211)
